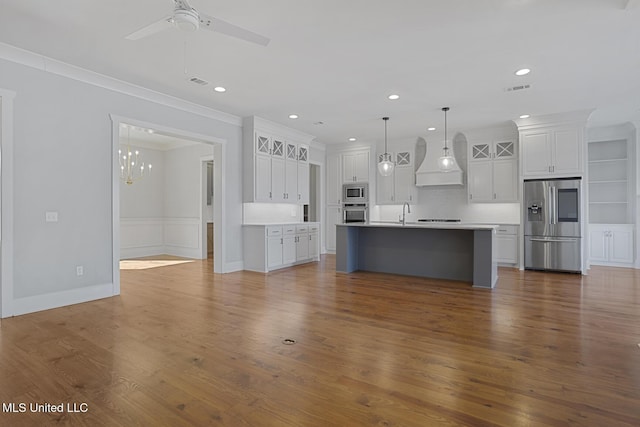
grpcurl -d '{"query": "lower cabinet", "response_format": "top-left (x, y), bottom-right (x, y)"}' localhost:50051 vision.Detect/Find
top-left (495, 225), bottom-right (519, 265)
top-left (589, 224), bottom-right (634, 266)
top-left (244, 223), bottom-right (321, 272)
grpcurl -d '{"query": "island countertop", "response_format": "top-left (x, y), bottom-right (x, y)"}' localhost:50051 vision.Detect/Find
top-left (337, 222), bottom-right (498, 231)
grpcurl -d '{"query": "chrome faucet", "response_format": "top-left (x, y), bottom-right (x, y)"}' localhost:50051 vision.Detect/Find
top-left (400, 202), bottom-right (411, 225)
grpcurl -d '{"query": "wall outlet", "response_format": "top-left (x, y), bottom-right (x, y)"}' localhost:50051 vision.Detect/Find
top-left (76, 266), bottom-right (83, 276)
top-left (291, 208), bottom-right (297, 217)
top-left (45, 211), bottom-right (58, 222)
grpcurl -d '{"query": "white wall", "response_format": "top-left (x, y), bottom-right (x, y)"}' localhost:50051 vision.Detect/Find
top-left (120, 143), bottom-right (214, 259)
top-left (0, 52), bottom-right (244, 316)
top-left (119, 145), bottom-right (165, 218)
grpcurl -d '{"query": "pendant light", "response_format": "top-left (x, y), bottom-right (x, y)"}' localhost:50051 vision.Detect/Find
top-left (378, 117), bottom-right (395, 176)
top-left (438, 107), bottom-right (456, 172)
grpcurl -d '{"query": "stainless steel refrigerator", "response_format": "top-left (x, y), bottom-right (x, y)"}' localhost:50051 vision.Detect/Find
top-left (524, 178), bottom-right (582, 273)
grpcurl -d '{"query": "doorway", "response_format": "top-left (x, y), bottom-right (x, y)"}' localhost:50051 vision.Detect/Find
top-left (201, 158), bottom-right (214, 260)
top-left (111, 115), bottom-right (226, 295)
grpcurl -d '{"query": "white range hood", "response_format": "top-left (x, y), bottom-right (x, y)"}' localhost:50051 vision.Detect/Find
top-left (415, 139), bottom-right (464, 186)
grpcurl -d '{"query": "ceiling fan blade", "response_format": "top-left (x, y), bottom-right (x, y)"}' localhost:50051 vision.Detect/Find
top-left (199, 13), bottom-right (270, 46)
top-left (125, 16), bottom-right (173, 40)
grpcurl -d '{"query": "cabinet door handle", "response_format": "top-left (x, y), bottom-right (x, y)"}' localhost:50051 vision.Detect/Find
top-left (494, 193), bottom-right (496, 199)
top-left (269, 191), bottom-right (272, 199)
top-left (280, 238), bottom-right (283, 244)
top-left (309, 235), bottom-right (311, 241)
top-left (470, 194), bottom-right (473, 200)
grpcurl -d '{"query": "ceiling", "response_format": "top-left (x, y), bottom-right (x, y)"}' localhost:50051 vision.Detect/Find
top-left (1, 0), bottom-right (639, 144)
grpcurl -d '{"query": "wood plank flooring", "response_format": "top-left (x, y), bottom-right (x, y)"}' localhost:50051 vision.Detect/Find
top-left (1, 255), bottom-right (639, 426)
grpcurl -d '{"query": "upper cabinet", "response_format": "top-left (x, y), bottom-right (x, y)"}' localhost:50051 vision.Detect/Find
top-left (342, 150), bottom-right (369, 183)
top-left (243, 116), bottom-right (314, 204)
top-left (519, 124), bottom-right (584, 178)
top-left (377, 151), bottom-right (417, 204)
top-left (326, 153), bottom-right (342, 205)
top-left (468, 140), bottom-right (517, 203)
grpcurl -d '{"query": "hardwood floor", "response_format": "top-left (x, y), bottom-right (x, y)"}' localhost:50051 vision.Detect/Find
top-left (1, 256), bottom-right (639, 426)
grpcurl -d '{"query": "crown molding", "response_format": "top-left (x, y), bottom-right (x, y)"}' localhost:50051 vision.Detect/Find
top-left (243, 116), bottom-right (316, 144)
top-left (513, 109), bottom-right (594, 130)
top-left (0, 42), bottom-right (242, 127)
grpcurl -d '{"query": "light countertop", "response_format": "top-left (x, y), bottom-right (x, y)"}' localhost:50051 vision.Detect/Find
top-left (338, 222), bottom-right (498, 231)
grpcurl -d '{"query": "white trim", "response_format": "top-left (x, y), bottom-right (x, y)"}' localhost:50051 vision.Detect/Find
top-left (12, 283), bottom-right (113, 317)
top-left (1, 88), bottom-right (16, 318)
top-left (0, 42), bottom-right (241, 127)
top-left (111, 116), bottom-right (227, 284)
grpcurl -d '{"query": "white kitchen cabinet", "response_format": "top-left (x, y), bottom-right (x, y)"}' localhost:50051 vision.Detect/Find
top-left (243, 223), bottom-right (321, 272)
top-left (494, 225), bottom-right (519, 265)
top-left (296, 225), bottom-right (310, 261)
top-left (376, 151), bottom-right (416, 204)
top-left (243, 116), bottom-right (314, 204)
top-left (309, 223), bottom-right (319, 259)
top-left (255, 153), bottom-right (272, 202)
top-left (589, 224), bottom-right (634, 266)
top-left (520, 125), bottom-right (583, 177)
top-left (266, 227), bottom-right (284, 269)
top-left (342, 150), bottom-right (369, 183)
top-left (326, 205), bottom-right (341, 252)
top-left (282, 225), bottom-right (297, 265)
top-left (327, 154), bottom-right (342, 205)
top-left (468, 141), bottom-right (517, 203)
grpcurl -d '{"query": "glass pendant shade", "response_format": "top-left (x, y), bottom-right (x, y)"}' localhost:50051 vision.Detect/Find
top-left (438, 107), bottom-right (455, 172)
top-left (378, 116), bottom-right (395, 176)
top-left (378, 152), bottom-right (394, 176)
top-left (438, 145), bottom-right (456, 171)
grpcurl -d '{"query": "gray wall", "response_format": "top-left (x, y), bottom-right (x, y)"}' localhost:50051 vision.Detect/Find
top-left (1, 57), bottom-right (243, 303)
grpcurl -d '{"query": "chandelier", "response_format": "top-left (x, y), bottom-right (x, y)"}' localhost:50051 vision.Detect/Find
top-left (119, 125), bottom-right (152, 185)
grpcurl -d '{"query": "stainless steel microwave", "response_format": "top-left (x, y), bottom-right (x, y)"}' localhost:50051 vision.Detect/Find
top-left (343, 183), bottom-right (368, 203)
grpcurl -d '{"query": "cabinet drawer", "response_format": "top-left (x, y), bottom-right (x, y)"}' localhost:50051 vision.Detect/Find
top-left (308, 224), bottom-right (320, 232)
top-left (496, 225), bottom-right (518, 235)
top-left (283, 225), bottom-right (296, 235)
top-left (296, 225), bottom-right (309, 233)
top-left (266, 226), bottom-right (283, 236)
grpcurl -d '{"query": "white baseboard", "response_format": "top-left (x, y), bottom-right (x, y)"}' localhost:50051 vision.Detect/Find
top-left (164, 245), bottom-right (203, 259)
top-left (12, 283), bottom-right (114, 317)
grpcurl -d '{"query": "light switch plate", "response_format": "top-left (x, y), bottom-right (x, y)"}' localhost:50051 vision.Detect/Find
top-left (45, 211), bottom-right (58, 222)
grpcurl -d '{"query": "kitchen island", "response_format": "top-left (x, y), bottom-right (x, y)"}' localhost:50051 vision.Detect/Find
top-left (336, 222), bottom-right (498, 288)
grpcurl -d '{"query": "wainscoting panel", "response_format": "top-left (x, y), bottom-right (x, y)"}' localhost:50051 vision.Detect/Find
top-left (164, 218), bottom-right (202, 259)
top-left (120, 217), bottom-right (203, 259)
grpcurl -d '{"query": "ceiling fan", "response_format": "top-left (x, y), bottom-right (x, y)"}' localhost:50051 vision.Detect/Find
top-left (125, 0), bottom-right (270, 46)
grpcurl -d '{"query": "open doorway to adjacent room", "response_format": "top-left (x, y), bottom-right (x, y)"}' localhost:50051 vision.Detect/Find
top-left (111, 115), bottom-right (225, 294)
top-left (307, 163), bottom-right (321, 223)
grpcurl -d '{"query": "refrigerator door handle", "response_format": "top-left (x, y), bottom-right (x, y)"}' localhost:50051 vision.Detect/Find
top-left (548, 186), bottom-right (557, 225)
top-left (530, 238), bottom-right (579, 243)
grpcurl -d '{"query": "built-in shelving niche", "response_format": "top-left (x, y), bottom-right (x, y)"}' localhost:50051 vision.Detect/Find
top-left (588, 139), bottom-right (632, 224)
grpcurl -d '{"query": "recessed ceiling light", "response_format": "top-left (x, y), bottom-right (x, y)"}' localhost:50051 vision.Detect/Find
top-left (213, 86), bottom-right (226, 92)
top-left (515, 68), bottom-right (531, 76)
top-left (519, 114), bottom-right (531, 119)
top-left (288, 114), bottom-right (299, 119)
top-left (348, 137), bottom-right (356, 142)
top-left (388, 94), bottom-right (400, 100)
top-left (146, 129), bottom-right (154, 134)
top-left (428, 127), bottom-right (436, 131)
